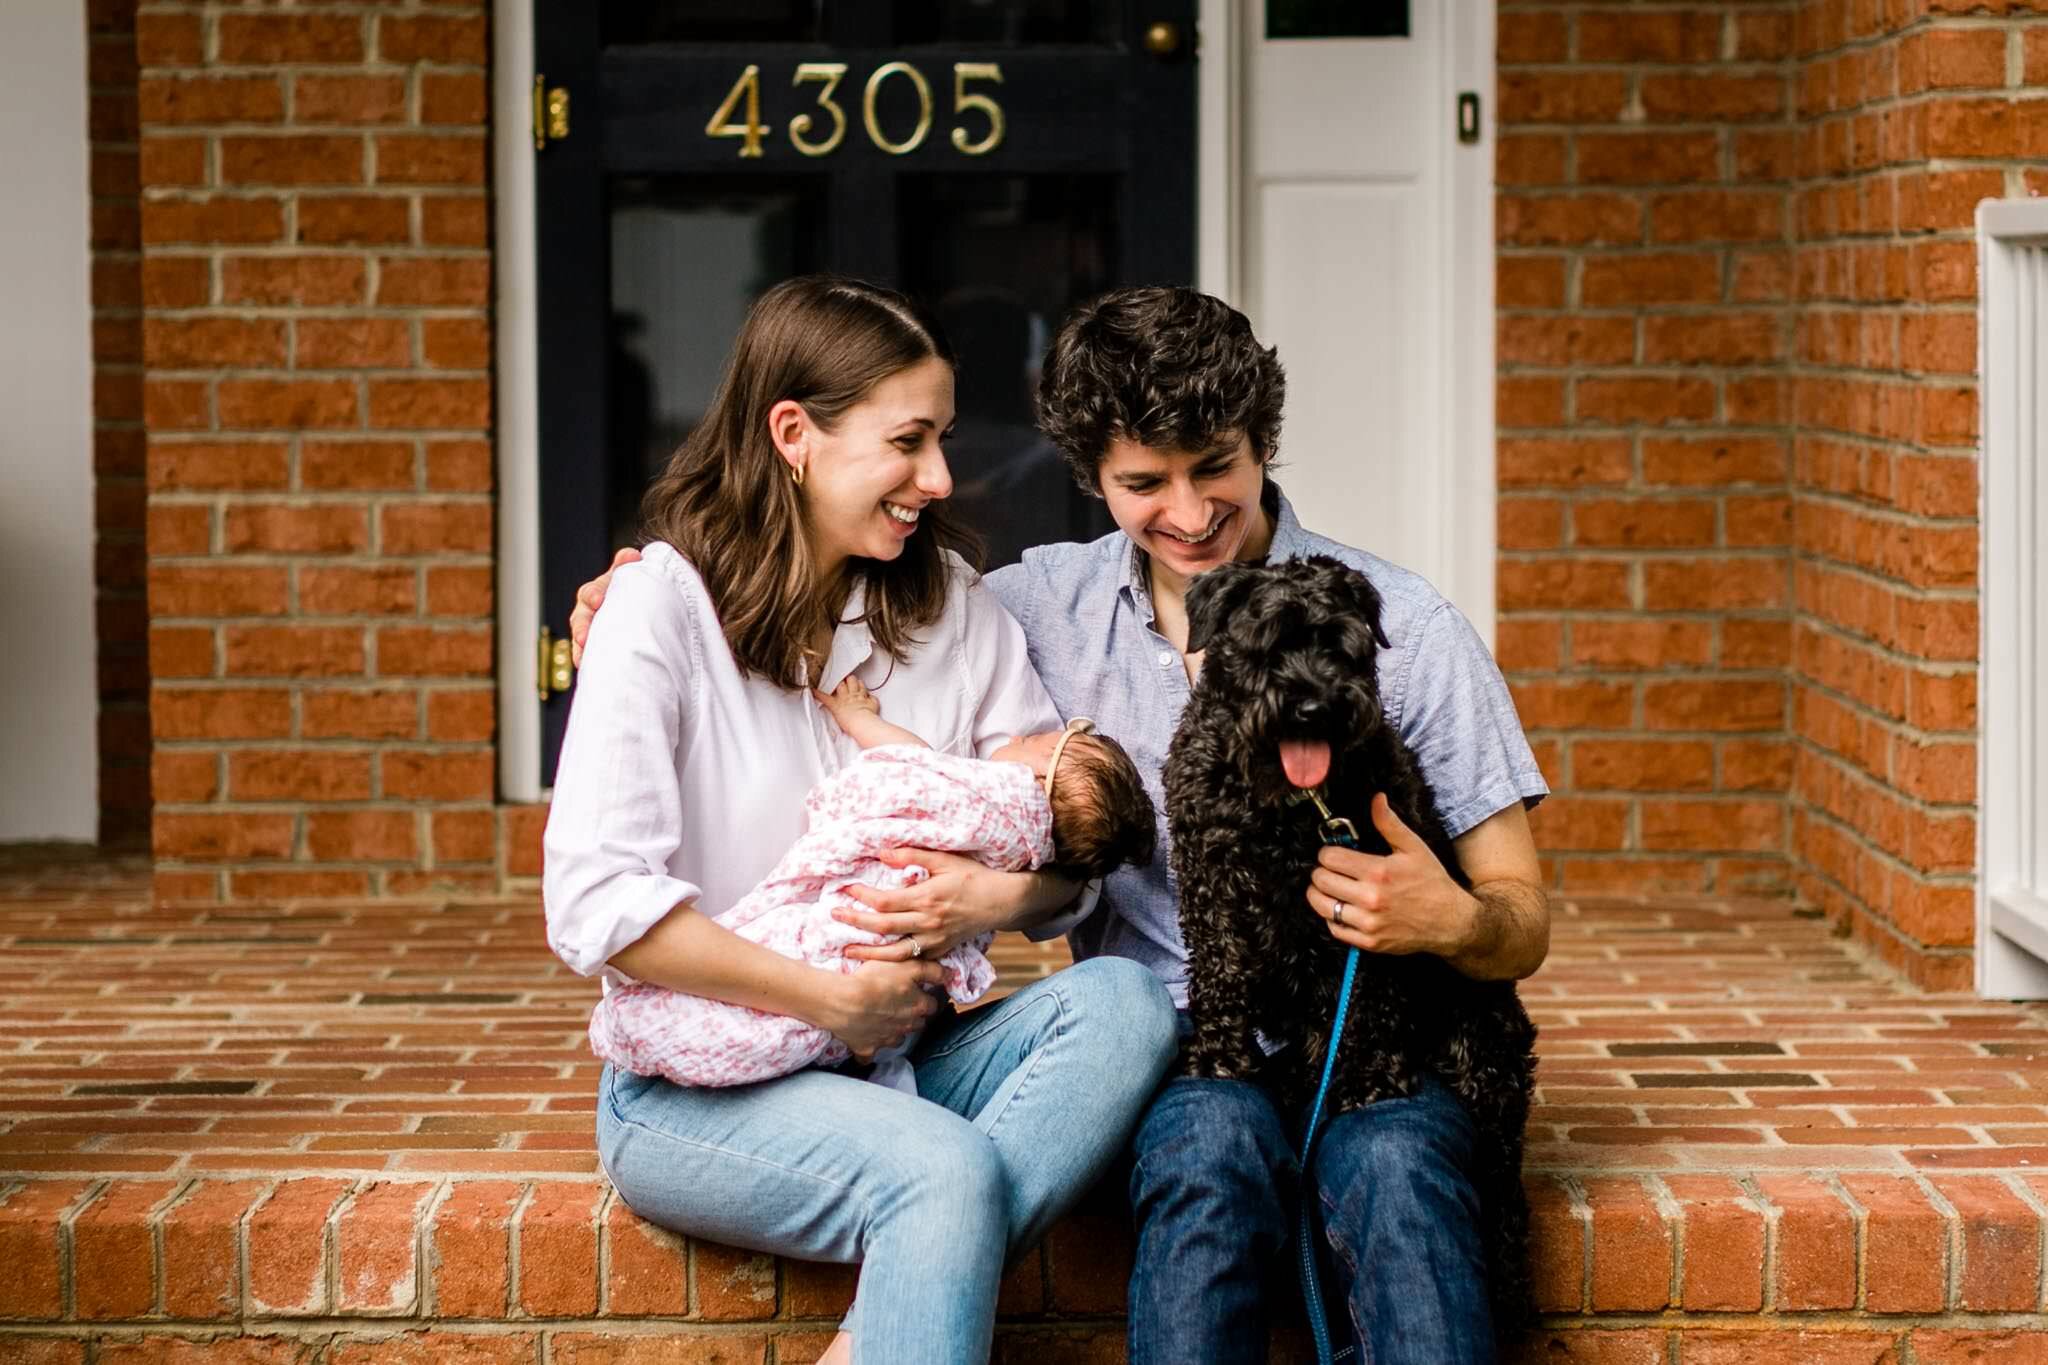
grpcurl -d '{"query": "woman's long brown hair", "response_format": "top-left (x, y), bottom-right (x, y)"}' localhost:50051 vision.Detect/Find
top-left (639, 276), bottom-right (981, 689)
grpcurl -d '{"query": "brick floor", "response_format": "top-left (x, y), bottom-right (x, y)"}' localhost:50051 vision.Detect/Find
top-left (4, 846), bottom-right (2048, 1361)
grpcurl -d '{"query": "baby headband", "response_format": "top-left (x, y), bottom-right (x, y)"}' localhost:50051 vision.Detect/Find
top-left (1044, 716), bottom-right (1097, 799)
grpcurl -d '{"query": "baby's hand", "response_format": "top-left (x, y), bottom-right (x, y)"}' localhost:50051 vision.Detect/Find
top-left (817, 675), bottom-right (927, 751)
top-left (818, 675), bottom-right (880, 720)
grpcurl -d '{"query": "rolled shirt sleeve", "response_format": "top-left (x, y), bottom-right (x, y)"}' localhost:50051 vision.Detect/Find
top-left (1396, 601), bottom-right (1550, 839)
top-left (542, 562), bottom-right (706, 980)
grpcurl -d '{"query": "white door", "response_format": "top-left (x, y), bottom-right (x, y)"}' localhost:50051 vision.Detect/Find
top-left (1234, 0), bottom-right (1494, 634)
top-left (0, 1), bottom-right (97, 840)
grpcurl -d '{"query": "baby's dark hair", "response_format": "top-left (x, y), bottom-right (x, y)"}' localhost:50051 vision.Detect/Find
top-left (1046, 732), bottom-right (1156, 880)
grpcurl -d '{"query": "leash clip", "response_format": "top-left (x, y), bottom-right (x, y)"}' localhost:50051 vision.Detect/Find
top-left (1288, 785), bottom-right (1359, 848)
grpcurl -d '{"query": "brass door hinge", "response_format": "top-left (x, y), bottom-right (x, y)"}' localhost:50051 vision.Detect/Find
top-left (533, 75), bottom-right (570, 150)
top-left (537, 626), bottom-right (575, 699)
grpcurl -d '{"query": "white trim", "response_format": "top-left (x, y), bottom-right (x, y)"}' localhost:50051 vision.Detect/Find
top-left (1445, 0), bottom-right (1496, 646)
top-left (493, 0), bottom-right (543, 804)
top-left (1976, 195), bottom-right (2048, 999)
top-left (1196, 0), bottom-right (1240, 303)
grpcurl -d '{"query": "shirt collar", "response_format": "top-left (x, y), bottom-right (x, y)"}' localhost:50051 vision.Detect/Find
top-left (1264, 481), bottom-right (1310, 561)
top-left (819, 576), bottom-right (875, 691)
top-left (1115, 480), bottom-right (1300, 619)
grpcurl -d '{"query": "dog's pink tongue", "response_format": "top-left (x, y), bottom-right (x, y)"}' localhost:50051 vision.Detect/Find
top-left (1280, 739), bottom-right (1331, 789)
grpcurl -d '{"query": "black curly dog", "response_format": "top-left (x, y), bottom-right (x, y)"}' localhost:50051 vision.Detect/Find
top-left (1164, 555), bottom-right (1538, 1346)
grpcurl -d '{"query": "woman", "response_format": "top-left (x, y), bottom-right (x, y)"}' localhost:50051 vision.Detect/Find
top-left (543, 276), bottom-right (1178, 1363)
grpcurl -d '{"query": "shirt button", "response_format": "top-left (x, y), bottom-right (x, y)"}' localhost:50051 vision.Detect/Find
top-left (1157, 650), bottom-right (1173, 666)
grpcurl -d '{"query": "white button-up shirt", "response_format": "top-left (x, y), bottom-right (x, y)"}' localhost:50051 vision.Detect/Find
top-left (542, 541), bottom-right (1064, 991)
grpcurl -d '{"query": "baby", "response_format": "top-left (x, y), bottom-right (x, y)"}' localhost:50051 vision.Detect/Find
top-left (587, 675), bottom-right (1156, 1093)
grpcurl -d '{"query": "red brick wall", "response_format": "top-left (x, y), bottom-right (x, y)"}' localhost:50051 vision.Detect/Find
top-left (137, 2), bottom-right (499, 900)
top-left (91, 0), bottom-right (151, 847)
top-left (1495, 3), bottom-right (1801, 898)
top-left (1787, 1), bottom-right (2042, 989)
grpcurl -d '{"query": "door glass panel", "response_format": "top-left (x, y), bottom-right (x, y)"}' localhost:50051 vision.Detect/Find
top-left (601, 0), bottom-right (825, 47)
top-left (892, 1), bottom-right (1122, 46)
top-left (608, 176), bottom-right (825, 549)
top-left (892, 1), bottom-right (1123, 46)
top-left (898, 174), bottom-right (1118, 567)
top-left (1266, 0), bottom-right (1408, 39)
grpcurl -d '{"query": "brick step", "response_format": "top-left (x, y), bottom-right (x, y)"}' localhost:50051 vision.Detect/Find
top-left (7, 860), bottom-right (2048, 1358)
top-left (5, 1171), bottom-right (2048, 1361)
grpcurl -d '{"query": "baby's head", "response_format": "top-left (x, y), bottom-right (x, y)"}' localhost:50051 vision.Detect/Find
top-left (992, 720), bottom-right (1156, 879)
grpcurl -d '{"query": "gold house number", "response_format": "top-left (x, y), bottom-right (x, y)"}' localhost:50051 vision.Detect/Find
top-left (707, 61), bottom-right (1005, 159)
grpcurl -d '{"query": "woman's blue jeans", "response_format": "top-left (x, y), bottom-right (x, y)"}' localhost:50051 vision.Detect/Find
top-left (595, 956), bottom-right (1177, 1365)
top-left (1128, 1072), bottom-right (1496, 1365)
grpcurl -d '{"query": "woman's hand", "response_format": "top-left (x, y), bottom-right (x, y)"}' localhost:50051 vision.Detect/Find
top-left (569, 546), bottom-right (641, 667)
top-left (835, 848), bottom-right (1017, 962)
top-left (815, 958), bottom-right (947, 1060)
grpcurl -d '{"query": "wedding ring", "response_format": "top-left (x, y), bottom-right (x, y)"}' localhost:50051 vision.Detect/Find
top-left (1331, 902), bottom-right (1347, 928)
top-left (907, 936), bottom-right (923, 958)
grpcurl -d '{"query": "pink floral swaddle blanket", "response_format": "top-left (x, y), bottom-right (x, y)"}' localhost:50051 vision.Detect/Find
top-left (588, 745), bottom-right (1054, 1087)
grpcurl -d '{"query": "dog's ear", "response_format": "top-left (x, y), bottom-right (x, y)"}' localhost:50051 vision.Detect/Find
top-left (1309, 555), bottom-right (1391, 651)
top-left (1355, 576), bottom-right (1392, 651)
top-left (1185, 562), bottom-right (1260, 655)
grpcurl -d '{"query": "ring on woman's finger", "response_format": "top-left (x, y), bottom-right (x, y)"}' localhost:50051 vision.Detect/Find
top-left (906, 936), bottom-right (923, 958)
top-left (1330, 901), bottom-right (1348, 928)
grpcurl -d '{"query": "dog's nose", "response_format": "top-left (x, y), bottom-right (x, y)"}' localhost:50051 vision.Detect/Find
top-left (1292, 700), bottom-right (1326, 727)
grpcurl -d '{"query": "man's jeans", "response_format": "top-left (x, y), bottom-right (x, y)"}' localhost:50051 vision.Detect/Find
top-left (1128, 1071), bottom-right (1495, 1365)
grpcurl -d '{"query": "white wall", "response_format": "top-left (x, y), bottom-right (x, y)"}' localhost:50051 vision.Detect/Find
top-left (0, 2), bottom-right (97, 839)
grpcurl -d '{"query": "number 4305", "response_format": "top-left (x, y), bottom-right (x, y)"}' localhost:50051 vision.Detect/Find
top-left (706, 61), bottom-right (1005, 159)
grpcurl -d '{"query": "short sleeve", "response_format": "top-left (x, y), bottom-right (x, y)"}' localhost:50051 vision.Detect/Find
top-left (1395, 601), bottom-right (1549, 839)
top-left (959, 569), bottom-right (1062, 758)
top-left (541, 560), bottom-right (707, 978)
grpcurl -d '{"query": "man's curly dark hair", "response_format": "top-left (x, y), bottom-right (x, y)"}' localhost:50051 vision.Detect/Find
top-left (1036, 287), bottom-right (1287, 494)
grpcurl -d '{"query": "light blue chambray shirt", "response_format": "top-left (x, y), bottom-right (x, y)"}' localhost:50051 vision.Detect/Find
top-left (984, 486), bottom-right (1549, 1009)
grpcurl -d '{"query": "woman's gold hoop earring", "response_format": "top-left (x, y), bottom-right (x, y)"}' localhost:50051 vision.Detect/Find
top-left (789, 461), bottom-right (806, 487)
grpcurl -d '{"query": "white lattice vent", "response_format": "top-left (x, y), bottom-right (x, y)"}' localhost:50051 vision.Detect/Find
top-left (1978, 198), bottom-right (2048, 998)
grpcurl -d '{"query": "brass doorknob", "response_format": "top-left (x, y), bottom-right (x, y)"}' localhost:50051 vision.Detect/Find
top-left (1144, 21), bottom-right (1182, 56)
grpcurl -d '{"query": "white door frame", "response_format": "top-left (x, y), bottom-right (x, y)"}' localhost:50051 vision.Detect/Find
top-left (1976, 196), bottom-right (2048, 999)
top-left (1444, 0), bottom-right (1500, 644)
top-left (493, 0), bottom-right (544, 802)
top-left (493, 0), bottom-right (1499, 799)
top-left (0, 1), bottom-right (98, 840)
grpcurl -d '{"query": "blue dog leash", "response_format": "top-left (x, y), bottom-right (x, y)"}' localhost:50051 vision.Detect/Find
top-left (1289, 786), bottom-right (1363, 1365)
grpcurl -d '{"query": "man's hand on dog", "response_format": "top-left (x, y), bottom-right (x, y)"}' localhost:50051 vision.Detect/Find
top-left (1307, 793), bottom-right (1479, 959)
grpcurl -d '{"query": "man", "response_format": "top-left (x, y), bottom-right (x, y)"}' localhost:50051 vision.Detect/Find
top-left (573, 287), bottom-right (1549, 1362)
